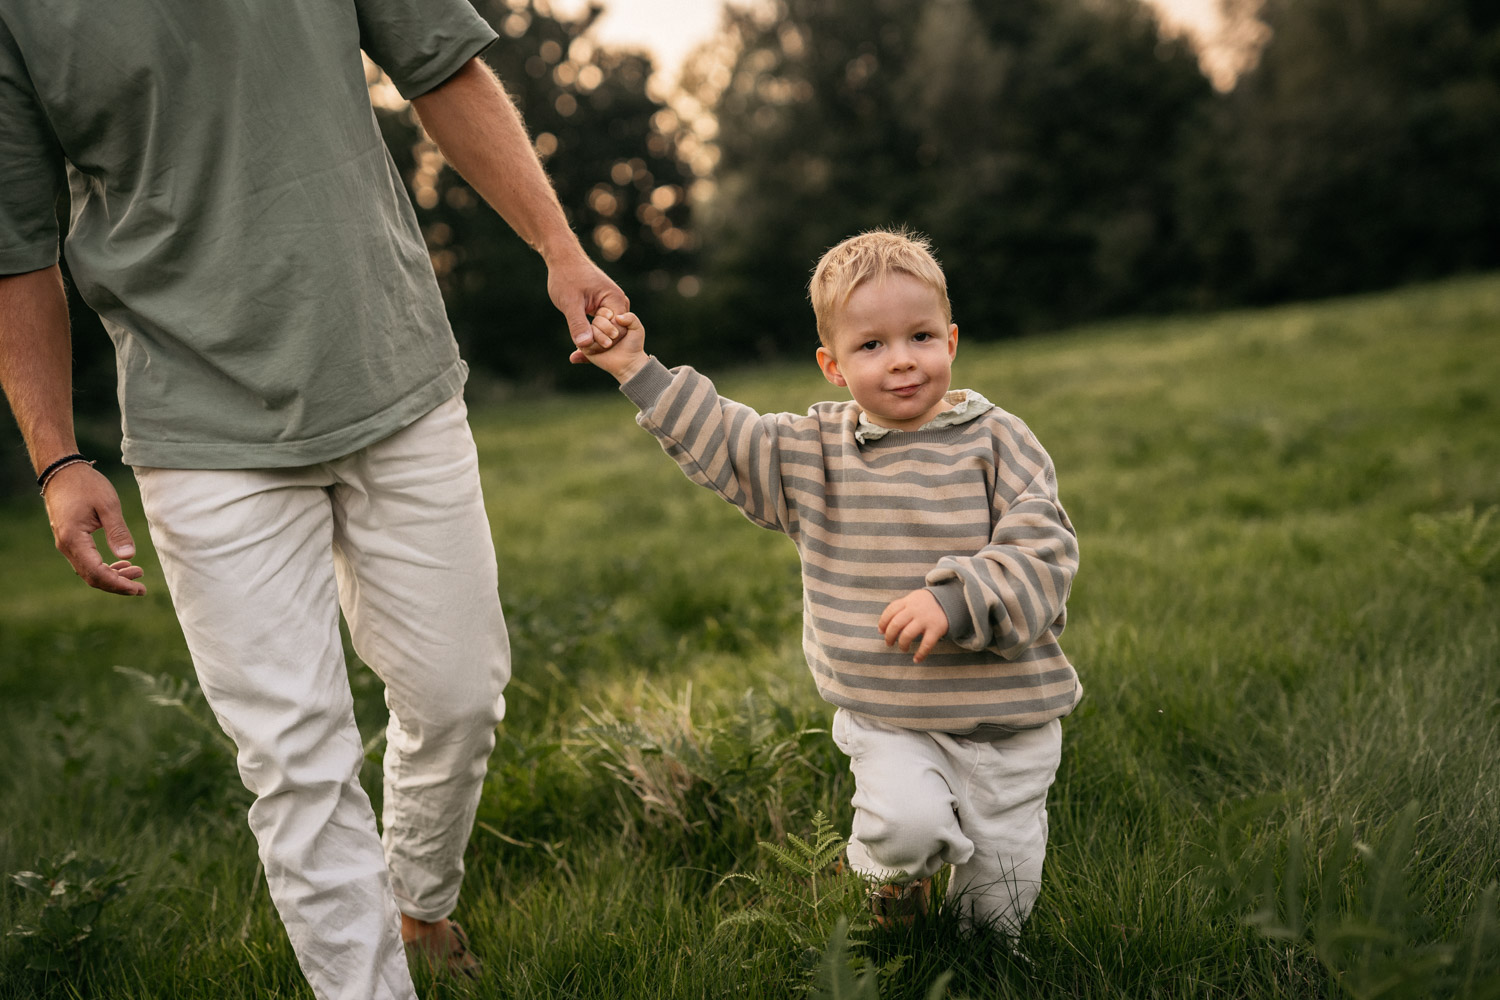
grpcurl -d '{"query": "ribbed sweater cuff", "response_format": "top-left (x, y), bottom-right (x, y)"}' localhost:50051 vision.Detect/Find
top-left (619, 357), bottom-right (674, 411)
top-left (926, 580), bottom-right (973, 643)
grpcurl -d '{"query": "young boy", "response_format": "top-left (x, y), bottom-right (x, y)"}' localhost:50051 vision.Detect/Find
top-left (582, 229), bottom-right (1081, 936)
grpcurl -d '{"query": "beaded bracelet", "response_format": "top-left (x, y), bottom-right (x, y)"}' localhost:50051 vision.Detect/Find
top-left (37, 453), bottom-right (96, 497)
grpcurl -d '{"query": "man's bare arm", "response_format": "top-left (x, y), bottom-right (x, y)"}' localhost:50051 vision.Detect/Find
top-left (410, 57), bottom-right (627, 352)
top-left (0, 265), bottom-right (145, 595)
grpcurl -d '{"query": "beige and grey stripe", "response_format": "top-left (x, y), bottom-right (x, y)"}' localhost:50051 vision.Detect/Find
top-left (623, 359), bottom-right (1081, 736)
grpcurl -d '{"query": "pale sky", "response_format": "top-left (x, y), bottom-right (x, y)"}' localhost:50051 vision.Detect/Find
top-left (549, 0), bottom-right (1235, 89)
top-left (548, 0), bottom-right (726, 85)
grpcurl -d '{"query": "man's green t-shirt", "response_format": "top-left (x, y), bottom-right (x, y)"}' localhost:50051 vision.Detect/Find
top-left (0, 0), bottom-right (497, 468)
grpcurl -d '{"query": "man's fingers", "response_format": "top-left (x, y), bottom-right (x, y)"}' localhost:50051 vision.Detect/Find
top-left (567, 310), bottom-right (594, 348)
top-left (598, 286), bottom-right (630, 316)
top-left (110, 560), bottom-right (146, 581)
top-left (100, 506), bottom-right (136, 560)
top-left (93, 567), bottom-right (146, 596)
top-left (88, 560), bottom-right (146, 596)
top-left (61, 532), bottom-right (106, 582)
top-left (62, 533), bottom-right (144, 596)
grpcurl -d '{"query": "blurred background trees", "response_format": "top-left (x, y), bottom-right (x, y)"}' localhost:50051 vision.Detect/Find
top-left (379, 0), bottom-right (697, 389)
top-left (687, 0), bottom-right (1216, 349)
top-left (685, 0), bottom-right (1500, 353)
top-left (1218, 0), bottom-right (1500, 301)
top-left (12, 0), bottom-right (1499, 493)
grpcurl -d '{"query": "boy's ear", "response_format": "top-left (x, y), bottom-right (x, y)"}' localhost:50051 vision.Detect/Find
top-left (816, 345), bottom-right (847, 387)
top-left (947, 323), bottom-right (958, 359)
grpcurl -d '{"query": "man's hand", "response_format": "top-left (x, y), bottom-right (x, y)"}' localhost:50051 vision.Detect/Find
top-left (878, 589), bottom-right (949, 663)
top-left (43, 463), bottom-right (146, 596)
top-left (546, 249), bottom-right (630, 356)
top-left (577, 308), bottom-right (649, 382)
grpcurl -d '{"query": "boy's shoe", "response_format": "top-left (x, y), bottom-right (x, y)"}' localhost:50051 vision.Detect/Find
top-left (404, 918), bottom-right (481, 980)
top-left (869, 876), bottom-right (933, 929)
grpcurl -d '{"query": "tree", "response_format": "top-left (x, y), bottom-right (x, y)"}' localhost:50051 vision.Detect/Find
top-left (1221, 0), bottom-right (1500, 299)
top-left (686, 0), bottom-right (1216, 357)
top-left (379, 0), bottom-right (698, 388)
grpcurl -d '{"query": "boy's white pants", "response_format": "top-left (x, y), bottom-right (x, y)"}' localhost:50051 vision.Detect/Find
top-left (134, 395), bottom-right (509, 1000)
top-left (832, 709), bottom-right (1062, 935)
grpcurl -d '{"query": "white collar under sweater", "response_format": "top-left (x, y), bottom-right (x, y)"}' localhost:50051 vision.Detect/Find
top-left (853, 389), bottom-right (995, 444)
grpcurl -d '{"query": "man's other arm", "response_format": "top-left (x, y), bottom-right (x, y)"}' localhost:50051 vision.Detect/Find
top-left (0, 265), bottom-right (145, 595)
top-left (410, 57), bottom-right (625, 354)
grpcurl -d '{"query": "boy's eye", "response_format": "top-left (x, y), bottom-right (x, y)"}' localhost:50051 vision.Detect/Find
top-left (860, 340), bottom-right (880, 351)
top-left (912, 332), bottom-right (932, 342)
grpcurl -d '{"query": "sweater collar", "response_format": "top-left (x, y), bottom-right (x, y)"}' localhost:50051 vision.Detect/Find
top-left (854, 389), bottom-right (995, 444)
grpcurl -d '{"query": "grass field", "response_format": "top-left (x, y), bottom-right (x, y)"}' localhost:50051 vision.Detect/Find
top-left (2, 274), bottom-right (1498, 999)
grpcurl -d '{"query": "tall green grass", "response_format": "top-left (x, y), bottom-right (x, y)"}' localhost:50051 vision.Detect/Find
top-left (2, 274), bottom-right (1497, 997)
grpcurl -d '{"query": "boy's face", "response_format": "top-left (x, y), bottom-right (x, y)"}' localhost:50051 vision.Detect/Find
top-left (816, 274), bottom-right (958, 432)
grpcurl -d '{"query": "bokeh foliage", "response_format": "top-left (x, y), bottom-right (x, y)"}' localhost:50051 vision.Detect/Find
top-left (7, 0), bottom-right (1499, 494)
top-left (686, 0), bottom-right (1500, 355)
top-left (377, 0), bottom-right (698, 390)
top-left (687, 0), bottom-right (1215, 350)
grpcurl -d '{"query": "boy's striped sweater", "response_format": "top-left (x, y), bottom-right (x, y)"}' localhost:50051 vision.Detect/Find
top-left (622, 359), bottom-right (1082, 737)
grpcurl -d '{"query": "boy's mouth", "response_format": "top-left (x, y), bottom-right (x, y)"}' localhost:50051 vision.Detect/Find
top-left (889, 383), bottom-right (924, 397)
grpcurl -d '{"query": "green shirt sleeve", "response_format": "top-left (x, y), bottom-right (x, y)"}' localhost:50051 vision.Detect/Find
top-left (0, 17), bottom-right (64, 275)
top-left (354, 0), bottom-right (498, 99)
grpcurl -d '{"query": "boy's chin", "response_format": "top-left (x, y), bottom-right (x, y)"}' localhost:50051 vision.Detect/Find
top-left (856, 394), bottom-right (946, 430)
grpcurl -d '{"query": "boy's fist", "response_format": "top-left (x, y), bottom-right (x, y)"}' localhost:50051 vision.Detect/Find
top-left (878, 589), bottom-right (949, 663)
top-left (572, 307), bottom-right (649, 382)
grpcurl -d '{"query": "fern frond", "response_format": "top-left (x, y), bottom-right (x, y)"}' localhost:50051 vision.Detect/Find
top-left (759, 838), bottom-right (820, 878)
top-left (715, 908), bottom-right (797, 940)
top-left (715, 871), bottom-right (763, 894)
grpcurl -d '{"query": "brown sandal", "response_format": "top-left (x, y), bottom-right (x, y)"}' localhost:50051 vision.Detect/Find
top-left (404, 919), bottom-right (481, 980)
top-left (869, 876), bottom-right (933, 929)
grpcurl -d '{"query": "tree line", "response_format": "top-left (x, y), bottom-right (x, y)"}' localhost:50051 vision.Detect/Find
top-left (6, 0), bottom-right (1496, 492)
top-left (347, 0), bottom-right (1500, 375)
top-left (679, 0), bottom-right (1499, 360)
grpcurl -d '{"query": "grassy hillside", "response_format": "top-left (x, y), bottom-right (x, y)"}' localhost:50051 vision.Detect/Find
top-left (2, 274), bottom-right (1497, 998)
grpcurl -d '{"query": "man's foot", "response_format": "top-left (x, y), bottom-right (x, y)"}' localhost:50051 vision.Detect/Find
top-left (402, 916), bottom-right (481, 980)
top-left (869, 876), bottom-right (933, 929)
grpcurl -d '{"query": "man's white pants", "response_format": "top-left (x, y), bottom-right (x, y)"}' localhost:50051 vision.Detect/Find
top-left (134, 396), bottom-right (509, 1000)
top-left (832, 709), bottom-right (1062, 935)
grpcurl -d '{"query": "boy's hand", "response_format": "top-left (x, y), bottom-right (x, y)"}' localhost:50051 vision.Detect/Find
top-left (571, 307), bottom-right (649, 382)
top-left (878, 589), bottom-right (949, 664)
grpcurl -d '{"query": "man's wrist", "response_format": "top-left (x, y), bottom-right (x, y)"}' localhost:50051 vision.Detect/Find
top-left (537, 229), bottom-right (588, 268)
top-left (30, 438), bottom-right (84, 477)
top-left (38, 455), bottom-right (98, 497)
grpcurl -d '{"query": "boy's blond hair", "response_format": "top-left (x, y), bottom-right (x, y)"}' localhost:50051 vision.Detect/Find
top-left (808, 228), bottom-right (951, 345)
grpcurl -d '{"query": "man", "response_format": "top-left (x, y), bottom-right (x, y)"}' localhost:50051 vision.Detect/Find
top-left (0, 2), bottom-right (623, 997)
